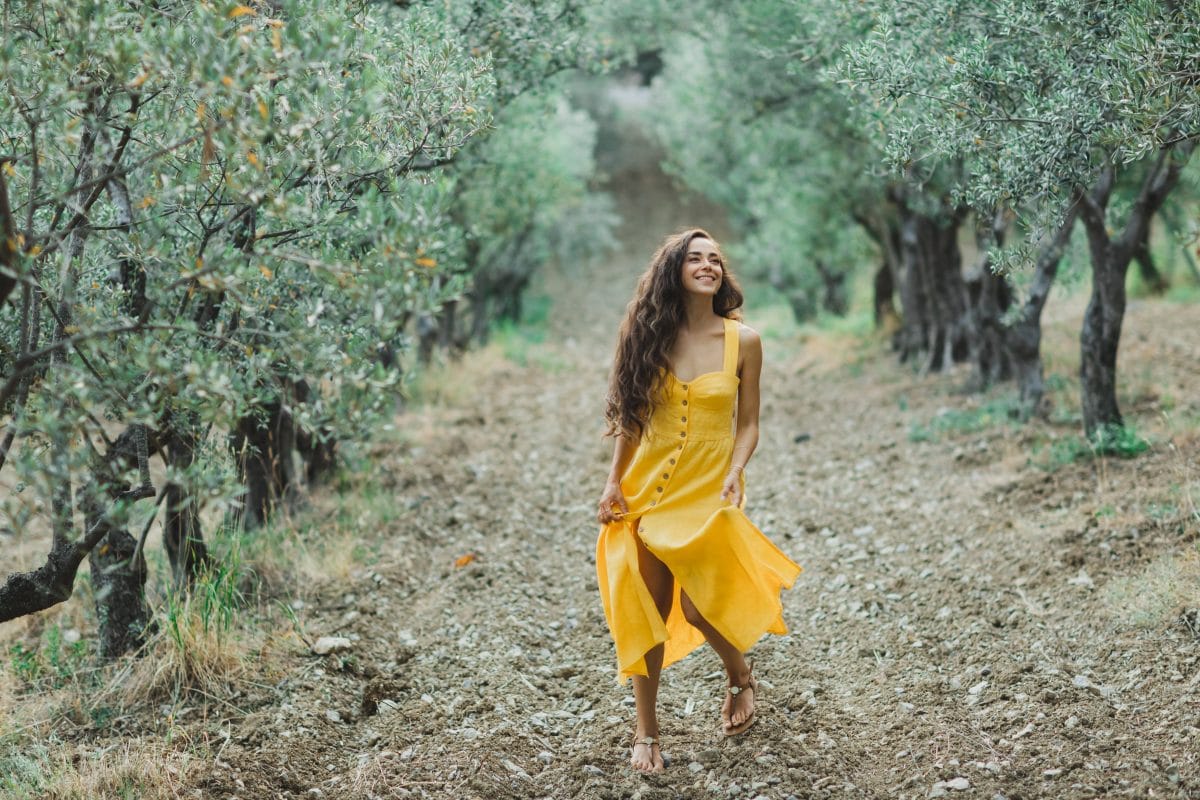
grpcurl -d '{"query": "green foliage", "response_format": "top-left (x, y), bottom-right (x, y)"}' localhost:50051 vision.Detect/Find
top-left (908, 394), bottom-right (1022, 443)
top-left (1089, 424), bottom-right (1152, 458)
top-left (843, 0), bottom-right (1200, 254)
top-left (0, 0), bottom-right (616, 618)
top-left (637, 1), bottom-right (880, 322)
top-left (1031, 424), bottom-right (1152, 470)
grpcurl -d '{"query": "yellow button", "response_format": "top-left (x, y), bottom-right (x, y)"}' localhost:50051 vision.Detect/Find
top-left (681, 416), bottom-right (687, 422)
top-left (669, 458), bottom-right (676, 464)
top-left (656, 487), bottom-right (663, 493)
top-left (679, 432), bottom-right (686, 438)
top-left (682, 400), bottom-right (688, 406)
top-left (662, 473), bottom-right (669, 479)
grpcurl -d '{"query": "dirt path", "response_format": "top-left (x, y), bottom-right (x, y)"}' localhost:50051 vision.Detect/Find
top-left (187, 247), bottom-right (1200, 800)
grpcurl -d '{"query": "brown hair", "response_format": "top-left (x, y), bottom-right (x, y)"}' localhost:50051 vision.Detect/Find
top-left (604, 229), bottom-right (744, 440)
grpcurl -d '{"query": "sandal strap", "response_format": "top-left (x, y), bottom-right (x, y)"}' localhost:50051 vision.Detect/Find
top-left (633, 735), bottom-right (658, 747)
top-left (727, 660), bottom-right (757, 696)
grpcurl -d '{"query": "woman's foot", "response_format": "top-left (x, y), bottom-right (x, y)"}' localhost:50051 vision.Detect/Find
top-left (630, 731), bottom-right (665, 773)
top-left (722, 662), bottom-right (757, 735)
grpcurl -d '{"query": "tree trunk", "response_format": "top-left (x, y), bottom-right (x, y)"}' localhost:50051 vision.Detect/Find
top-left (892, 195), bottom-right (969, 372)
top-left (232, 397), bottom-right (297, 529)
top-left (873, 260), bottom-right (897, 329)
top-left (1133, 221), bottom-right (1168, 294)
top-left (1009, 205), bottom-right (1078, 417)
top-left (293, 378), bottom-right (338, 486)
top-left (0, 163), bottom-right (19, 308)
top-left (852, 209), bottom-right (902, 332)
top-left (86, 504), bottom-right (150, 659)
top-left (814, 260), bottom-right (849, 316)
top-left (1076, 141), bottom-right (1195, 438)
top-left (963, 209), bottom-right (1015, 391)
top-left (162, 418), bottom-right (209, 587)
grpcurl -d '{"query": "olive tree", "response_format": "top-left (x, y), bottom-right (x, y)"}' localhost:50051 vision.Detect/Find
top-left (0, 0), bottom-right (583, 655)
top-left (845, 0), bottom-right (1200, 430)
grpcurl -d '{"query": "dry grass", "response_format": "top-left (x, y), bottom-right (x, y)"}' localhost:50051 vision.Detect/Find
top-left (1101, 546), bottom-right (1200, 630)
top-left (0, 739), bottom-right (200, 800)
top-left (107, 563), bottom-right (250, 707)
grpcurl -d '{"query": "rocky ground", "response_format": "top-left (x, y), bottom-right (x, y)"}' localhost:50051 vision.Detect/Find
top-left (172, 276), bottom-right (1198, 800)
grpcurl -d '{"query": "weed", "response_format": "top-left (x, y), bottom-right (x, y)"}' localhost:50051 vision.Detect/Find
top-left (1090, 424), bottom-right (1151, 458)
top-left (5, 623), bottom-right (91, 693)
top-left (114, 553), bottom-right (249, 705)
top-left (908, 394), bottom-right (1021, 443)
top-left (1031, 424), bottom-right (1153, 471)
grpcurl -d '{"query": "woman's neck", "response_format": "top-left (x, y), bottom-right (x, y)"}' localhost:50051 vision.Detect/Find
top-left (681, 293), bottom-right (718, 331)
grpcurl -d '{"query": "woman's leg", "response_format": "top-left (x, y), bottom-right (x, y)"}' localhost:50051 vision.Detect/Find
top-left (630, 529), bottom-right (674, 772)
top-left (679, 590), bottom-right (754, 730)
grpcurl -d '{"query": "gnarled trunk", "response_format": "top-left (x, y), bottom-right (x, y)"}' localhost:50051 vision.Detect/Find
top-left (1009, 206), bottom-right (1078, 417)
top-left (892, 195), bottom-right (970, 372)
top-left (1076, 142), bottom-right (1195, 438)
top-left (232, 396), bottom-right (297, 530)
top-left (163, 417), bottom-right (209, 587)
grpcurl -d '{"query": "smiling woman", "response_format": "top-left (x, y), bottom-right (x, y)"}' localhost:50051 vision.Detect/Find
top-left (594, 228), bottom-right (802, 774)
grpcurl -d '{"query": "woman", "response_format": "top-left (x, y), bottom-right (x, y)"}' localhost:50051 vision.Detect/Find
top-left (595, 228), bottom-right (803, 773)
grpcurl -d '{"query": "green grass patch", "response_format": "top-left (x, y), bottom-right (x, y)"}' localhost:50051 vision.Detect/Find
top-left (5, 622), bottom-right (91, 693)
top-left (908, 393), bottom-right (1022, 443)
top-left (1030, 423), bottom-right (1152, 470)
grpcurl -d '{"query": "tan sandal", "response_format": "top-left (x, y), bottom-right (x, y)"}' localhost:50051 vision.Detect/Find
top-left (722, 661), bottom-right (758, 736)
top-left (630, 734), bottom-right (666, 773)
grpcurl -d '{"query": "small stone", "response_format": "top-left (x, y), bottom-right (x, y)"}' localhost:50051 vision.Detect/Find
top-left (687, 761), bottom-right (704, 774)
top-left (63, 629), bottom-right (81, 644)
top-left (929, 777), bottom-right (971, 797)
top-left (969, 680), bottom-right (988, 696)
top-left (311, 636), bottom-right (352, 655)
top-left (536, 751), bottom-right (553, 765)
top-left (1043, 768), bottom-right (1062, 777)
top-left (376, 699), bottom-right (401, 716)
top-left (582, 764), bottom-right (603, 776)
top-left (325, 709), bottom-right (342, 723)
top-left (727, 782), bottom-right (743, 796)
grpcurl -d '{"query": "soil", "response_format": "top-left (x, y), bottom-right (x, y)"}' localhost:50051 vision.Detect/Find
top-left (173, 279), bottom-right (1199, 800)
top-left (5, 81), bottom-right (1200, 800)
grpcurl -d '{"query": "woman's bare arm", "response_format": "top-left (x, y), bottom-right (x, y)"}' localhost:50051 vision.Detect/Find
top-left (722, 325), bottom-right (762, 504)
top-left (598, 433), bottom-right (637, 523)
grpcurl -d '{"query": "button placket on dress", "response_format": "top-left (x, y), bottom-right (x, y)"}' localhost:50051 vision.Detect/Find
top-left (655, 384), bottom-right (690, 501)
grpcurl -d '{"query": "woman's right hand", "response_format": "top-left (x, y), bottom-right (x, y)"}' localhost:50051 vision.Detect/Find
top-left (597, 481), bottom-right (629, 524)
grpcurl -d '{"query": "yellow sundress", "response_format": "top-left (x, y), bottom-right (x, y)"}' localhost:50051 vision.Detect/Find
top-left (596, 317), bottom-right (803, 683)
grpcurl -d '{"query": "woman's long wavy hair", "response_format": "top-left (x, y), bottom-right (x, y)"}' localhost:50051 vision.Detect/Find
top-left (605, 229), bottom-right (744, 440)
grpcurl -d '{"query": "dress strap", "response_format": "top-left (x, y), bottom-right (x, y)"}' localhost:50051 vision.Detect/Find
top-left (722, 317), bottom-right (739, 375)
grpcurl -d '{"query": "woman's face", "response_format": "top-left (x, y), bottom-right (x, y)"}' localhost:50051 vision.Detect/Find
top-left (679, 237), bottom-right (724, 297)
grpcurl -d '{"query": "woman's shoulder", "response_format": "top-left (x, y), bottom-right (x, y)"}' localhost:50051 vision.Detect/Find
top-left (733, 320), bottom-right (762, 351)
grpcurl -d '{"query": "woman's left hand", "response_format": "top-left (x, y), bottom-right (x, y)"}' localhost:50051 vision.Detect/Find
top-left (720, 468), bottom-right (743, 506)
